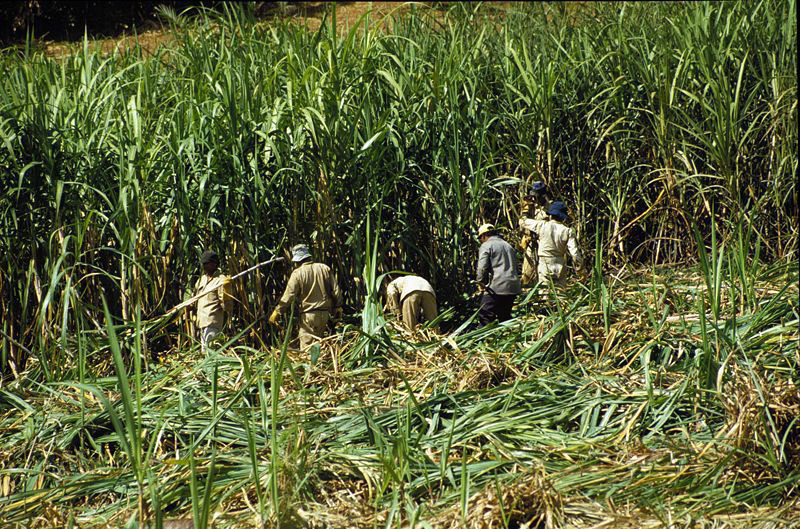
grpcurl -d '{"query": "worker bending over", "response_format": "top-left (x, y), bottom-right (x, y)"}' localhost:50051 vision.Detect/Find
top-left (385, 274), bottom-right (438, 331)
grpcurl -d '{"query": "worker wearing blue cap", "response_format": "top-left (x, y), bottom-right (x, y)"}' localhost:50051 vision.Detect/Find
top-left (519, 201), bottom-right (583, 285)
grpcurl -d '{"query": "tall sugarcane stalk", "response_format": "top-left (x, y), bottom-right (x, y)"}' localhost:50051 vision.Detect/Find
top-left (0, 1), bottom-right (795, 375)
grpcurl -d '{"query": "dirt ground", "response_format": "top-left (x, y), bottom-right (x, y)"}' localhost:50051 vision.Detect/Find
top-left (31, 2), bottom-right (591, 59)
top-left (39, 2), bottom-right (453, 58)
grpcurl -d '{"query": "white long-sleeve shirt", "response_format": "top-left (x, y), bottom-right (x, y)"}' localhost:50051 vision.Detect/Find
top-left (520, 218), bottom-right (583, 280)
top-left (386, 275), bottom-right (435, 315)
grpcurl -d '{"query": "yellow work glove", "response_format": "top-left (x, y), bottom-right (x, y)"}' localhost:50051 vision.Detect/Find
top-left (518, 234), bottom-right (531, 252)
top-left (268, 308), bottom-right (282, 328)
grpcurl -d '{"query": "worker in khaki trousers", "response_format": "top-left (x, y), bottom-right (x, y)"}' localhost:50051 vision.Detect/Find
top-left (384, 274), bottom-right (438, 331)
top-left (269, 244), bottom-right (342, 351)
top-left (192, 250), bottom-right (232, 353)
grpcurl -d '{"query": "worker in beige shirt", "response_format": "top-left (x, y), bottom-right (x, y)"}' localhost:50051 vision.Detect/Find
top-left (193, 250), bottom-right (233, 352)
top-left (519, 181), bottom-right (551, 286)
top-left (384, 274), bottom-right (438, 331)
top-left (519, 201), bottom-right (584, 285)
top-left (269, 244), bottom-right (342, 351)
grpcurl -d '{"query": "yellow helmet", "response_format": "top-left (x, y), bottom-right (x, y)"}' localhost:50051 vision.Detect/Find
top-left (477, 223), bottom-right (496, 237)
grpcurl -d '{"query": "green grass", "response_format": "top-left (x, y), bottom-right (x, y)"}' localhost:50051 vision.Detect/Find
top-left (0, 259), bottom-right (797, 527)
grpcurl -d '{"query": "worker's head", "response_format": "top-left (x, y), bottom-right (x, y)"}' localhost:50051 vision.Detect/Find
top-left (200, 250), bottom-right (219, 275)
top-left (523, 181), bottom-right (549, 206)
top-left (291, 244), bottom-right (312, 265)
top-left (379, 273), bottom-right (395, 301)
top-left (477, 223), bottom-right (496, 243)
top-left (547, 201), bottom-right (569, 222)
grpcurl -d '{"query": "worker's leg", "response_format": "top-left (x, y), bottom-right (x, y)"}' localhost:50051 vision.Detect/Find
top-left (538, 259), bottom-right (564, 286)
top-left (478, 292), bottom-right (498, 327)
top-left (298, 314), bottom-right (314, 350)
top-left (538, 260), bottom-right (568, 313)
top-left (420, 292), bottom-right (438, 330)
top-left (496, 294), bottom-right (516, 322)
top-left (402, 292), bottom-right (422, 330)
top-left (299, 311), bottom-right (330, 350)
top-left (200, 323), bottom-right (222, 353)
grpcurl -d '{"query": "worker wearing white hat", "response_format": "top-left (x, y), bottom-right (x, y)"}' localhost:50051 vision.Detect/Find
top-left (476, 224), bottom-right (521, 326)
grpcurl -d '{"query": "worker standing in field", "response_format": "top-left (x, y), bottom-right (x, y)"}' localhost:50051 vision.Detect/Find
top-left (269, 244), bottom-right (342, 351)
top-left (384, 274), bottom-right (438, 332)
top-left (519, 201), bottom-right (584, 285)
top-left (476, 223), bottom-right (522, 326)
top-left (519, 182), bottom-right (551, 286)
top-left (192, 250), bottom-right (233, 352)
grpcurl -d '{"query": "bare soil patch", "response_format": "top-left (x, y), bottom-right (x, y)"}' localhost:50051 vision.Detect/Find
top-left (40, 2), bottom-right (433, 58)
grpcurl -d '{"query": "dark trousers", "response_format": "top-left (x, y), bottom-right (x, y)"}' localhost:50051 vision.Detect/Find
top-left (478, 293), bottom-right (516, 327)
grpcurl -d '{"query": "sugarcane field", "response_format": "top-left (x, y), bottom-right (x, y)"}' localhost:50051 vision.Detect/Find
top-left (0, 1), bottom-right (798, 527)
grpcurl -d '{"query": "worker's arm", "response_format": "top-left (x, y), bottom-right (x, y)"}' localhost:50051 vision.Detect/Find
top-left (520, 218), bottom-right (544, 234)
top-left (520, 219), bottom-right (544, 253)
top-left (476, 244), bottom-right (492, 285)
top-left (269, 270), bottom-right (299, 327)
top-left (567, 229), bottom-right (584, 272)
top-left (275, 269), bottom-right (300, 316)
top-left (386, 281), bottom-right (401, 316)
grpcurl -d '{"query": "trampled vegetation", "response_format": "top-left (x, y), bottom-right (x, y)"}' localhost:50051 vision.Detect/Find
top-left (0, 2), bottom-right (797, 528)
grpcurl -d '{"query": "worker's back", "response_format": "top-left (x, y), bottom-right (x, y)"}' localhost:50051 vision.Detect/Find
top-left (283, 262), bottom-right (340, 312)
top-left (477, 235), bottom-right (521, 295)
top-left (520, 218), bottom-right (582, 281)
top-left (536, 220), bottom-right (574, 260)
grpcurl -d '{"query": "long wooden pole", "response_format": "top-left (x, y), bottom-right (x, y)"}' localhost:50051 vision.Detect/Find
top-left (164, 256), bottom-right (285, 317)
